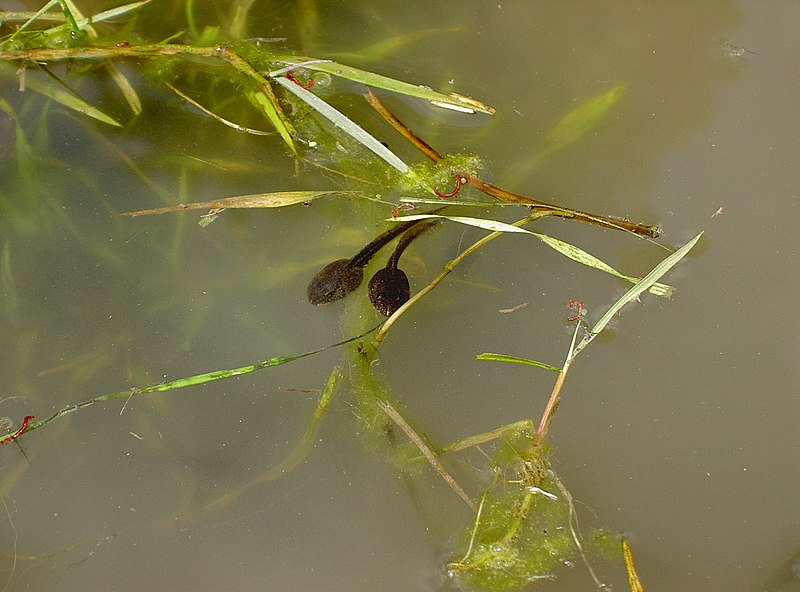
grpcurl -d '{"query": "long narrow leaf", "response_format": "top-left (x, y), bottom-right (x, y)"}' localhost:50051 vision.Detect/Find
top-left (586, 231), bottom-right (703, 338)
top-left (121, 190), bottom-right (348, 216)
top-left (273, 56), bottom-right (495, 115)
top-left (391, 214), bottom-right (674, 296)
top-left (274, 76), bottom-right (409, 172)
top-left (7, 0), bottom-right (59, 42)
top-left (476, 353), bottom-right (561, 373)
top-left (21, 74), bottom-right (121, 127)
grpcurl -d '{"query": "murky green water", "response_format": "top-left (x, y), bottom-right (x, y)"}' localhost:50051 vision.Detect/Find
top-left (1, 2), bottom-right (799, 591)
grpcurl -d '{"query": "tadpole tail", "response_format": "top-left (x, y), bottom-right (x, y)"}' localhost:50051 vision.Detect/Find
top-left (349, 206), bottom-right (446, 268)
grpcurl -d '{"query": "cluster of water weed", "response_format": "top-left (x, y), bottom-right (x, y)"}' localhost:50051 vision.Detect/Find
top-left (1, 2), bottom-right (701, 591)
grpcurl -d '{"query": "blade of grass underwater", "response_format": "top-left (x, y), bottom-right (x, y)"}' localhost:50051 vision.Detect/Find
top-left (330, 26), bottom-right (467, 62)
top-left (274, 76), bottom-right (410, 172)
top-left (78, 0), bottom-right (152, 24)
top-left (204, 365), bottom-right (341, 513)
top-left (107, 61), bottom-right (142, 115)
top-left (476, 353), bottom-right (561, 373)
top-left (246, 89), bottom-right (297, 153)
top-left (544, 85), bottom-right (627, 150)
top-left (272, 56), bottom-right (495, 115)
top-left (578, 231), bottom-right (703, 352)
top-left (6, 0), bottom-right (60, 43)
top-left (121, 190), bottom-right (349, 216)
top-left (391, 214), bottom-right (673, 296)
top-left (22, 74), bottom-right (121, 127)
top-left (167, 83), bottom-right (269, 134)
top-left (1, 327), bottom-right (378, 442)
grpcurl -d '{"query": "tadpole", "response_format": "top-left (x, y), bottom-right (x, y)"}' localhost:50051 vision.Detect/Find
top-left (307, 209), bottom-right (443, 305)
top-left (368, 220), bottom-right (441, 316)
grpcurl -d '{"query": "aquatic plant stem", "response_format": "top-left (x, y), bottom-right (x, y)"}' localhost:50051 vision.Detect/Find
top-left (364, 90), bottom-right (660, 238)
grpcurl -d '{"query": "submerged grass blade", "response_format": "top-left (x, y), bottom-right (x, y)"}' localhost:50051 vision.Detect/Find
top-left (330, 26), bottom-right (467, 62)
top-left (6, 0), bottom-right (60, 43)
top-left (391, 214), bottom-right (674, 296)
top-left (167, 83), bottom-right (270, 134)
top-left (21, 73), bottom-right (121, 127)
top-left (544, 85), bottom-right (627, 150)
top-left (121, 190), bottom-right (349, 216)
top-left (274, 75), bottom-right (410, 172)
top-left (622, 536), bottom-right (645, 592)
top-left (205, 366), bottom-right (341, 512)
top-left (246, 89), bottom-right (296, 152)
top-left (1, 328), bottom-right (377, 443)
top-left (78, 0), bottom-right (152, 25)
top-left (476, 353), bottom-right (561, 373)
top-left (273, 56), bottom-right (495, 115)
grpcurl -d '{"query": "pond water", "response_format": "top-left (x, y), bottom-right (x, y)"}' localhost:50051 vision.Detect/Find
top-left (1, 1), bottom-right (799, 591)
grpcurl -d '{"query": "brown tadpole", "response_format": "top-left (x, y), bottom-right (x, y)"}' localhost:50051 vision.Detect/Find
top-left (368, 220), bottom-right (441, 316)
top-left (307, 208), bottom-right (444, 305)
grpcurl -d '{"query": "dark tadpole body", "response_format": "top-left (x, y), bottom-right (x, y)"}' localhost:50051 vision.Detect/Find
top-left (368, 220), bottom-right (440, 316)
top-left (307, 218), bottom-right (424, 305)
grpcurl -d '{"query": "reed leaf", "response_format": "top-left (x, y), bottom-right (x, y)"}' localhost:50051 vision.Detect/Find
top-left (476, 353), bottom-right (561, 373)
top-left (391, 214), bottom-right (674, 296)
top-left (272, 56), bottom-right (495, 115)
top-left (274, 76), bottom-right (410, 172)
top-left (121, 190), bottom-right (348, 216)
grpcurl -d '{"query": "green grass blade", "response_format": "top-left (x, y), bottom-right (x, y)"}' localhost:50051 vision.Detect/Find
top-left (81, 0), bottom-right (152, 24)
top-left (6, 0), bottom-right (60, 43)
top-left (330, 26), bottom-right (467, 62)
top-left (392, 214), bottom-right (673, 297)
top-left (121, 190), bottom-right (348, 216)
top-left (272, 56), bottom-right (495, 115)
top-left (2, 327), bottom-right (377, 442)
top-left (274, 76), bottom-right (410, 172)
top-left (476, 353), bottom-right (561, 373)
top-left (544, 85), bottom-right (627, 148)
top-left (586, 231), bottom-right (703, 339)
top-left (246, 89), bottom-right (296, 153)
top-left (22, 74), bottom-right (121, 127)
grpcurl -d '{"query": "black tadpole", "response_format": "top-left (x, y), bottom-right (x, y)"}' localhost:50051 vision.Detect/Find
top-left (368, 220), bottom-right (441, 316)
top-left (306, 208), bottom-right (444, 305)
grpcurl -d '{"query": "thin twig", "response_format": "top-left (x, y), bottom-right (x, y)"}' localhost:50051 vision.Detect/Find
top-left (377, 400), bottom-right (475, 511)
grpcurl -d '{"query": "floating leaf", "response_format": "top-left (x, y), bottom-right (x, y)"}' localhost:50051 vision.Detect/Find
top-left (476, 353), bottom-right (560, 373)
top-left (121, 190), bottom-right (348, 216)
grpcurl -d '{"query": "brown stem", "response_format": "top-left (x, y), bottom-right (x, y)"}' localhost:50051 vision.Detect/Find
top-left (364, 90), bottom-right (660, 238)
